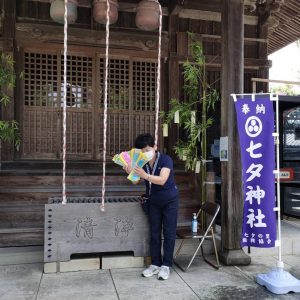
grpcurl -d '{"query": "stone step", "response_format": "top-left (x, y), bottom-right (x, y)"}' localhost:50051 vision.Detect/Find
top-left (0, 246), bottom-right (43, 265)
top-left (1, 221), bottom-right (298, 269)
top-left (101, 255), bottom-right (145, 269)
top-left (44, 258), bottom-right (100, 273)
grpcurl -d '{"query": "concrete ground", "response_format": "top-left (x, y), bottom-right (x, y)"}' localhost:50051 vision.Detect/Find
top-left (0, 254), bottom-right (300, 300)
top-left (1, 219), bottom-right (300, 300)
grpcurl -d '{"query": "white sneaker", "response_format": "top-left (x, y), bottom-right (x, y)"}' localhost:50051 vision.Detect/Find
top-left (158, 265), bottom-right (170, 280)
top-left (142, 265), bottom-right (160, 277)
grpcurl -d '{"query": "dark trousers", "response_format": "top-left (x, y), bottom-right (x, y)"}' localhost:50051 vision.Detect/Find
top-left (149, 196), bottom-right (178, 267)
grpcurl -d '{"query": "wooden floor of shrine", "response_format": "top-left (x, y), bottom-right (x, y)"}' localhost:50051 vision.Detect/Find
top-left (0, 160), bottom-right (200, 248)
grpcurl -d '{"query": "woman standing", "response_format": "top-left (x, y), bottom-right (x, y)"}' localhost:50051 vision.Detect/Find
top-left (125, 133), bottom-right (179, 280)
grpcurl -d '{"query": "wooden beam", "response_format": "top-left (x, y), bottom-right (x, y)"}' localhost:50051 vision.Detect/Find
top-left (186, 33), bottom-right (267, 44)
top-left (118, 2), bottom-right (169, 16)
top-left (170, 5), bottom-right (183, 16)
top-left (24, 0), bottom-right (91, 7)
top-left (244, 0), bottom-right (256, 5)
top-left (24, 0), bottom-right (169, 15)
top-left (178, 0), bottom-right (222, 12)
top-left (22, 0), bottom-right (260, 24)
top-left (178, 9), bottom-right (258, 25)
top-left (244, 0), bottom-right (256, 11)
top-left (251, 77), bottom-right (300, 86)
top-left (15, 22), bottom-right (169, 56)
top-left (170, 53), bottom-right (272, 70)
top-left (169, 0), bottom-right (183, 15)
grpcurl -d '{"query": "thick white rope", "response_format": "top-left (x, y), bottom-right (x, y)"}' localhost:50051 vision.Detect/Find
top-left (61, 1), bottom-right (159, 207)
top-left (62, 0), bottom-right (68, 205)
top-left (154, 4), bottom-right (162, 146)
top-left (100, 0), bottom-right (110, 212)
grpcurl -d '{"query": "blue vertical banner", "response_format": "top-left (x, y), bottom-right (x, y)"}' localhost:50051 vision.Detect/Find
top-left (234, 94), bottom-right (276, 248)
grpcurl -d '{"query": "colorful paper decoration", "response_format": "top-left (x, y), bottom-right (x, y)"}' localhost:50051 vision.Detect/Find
top-left (112, 149), bottom-right (152, 183)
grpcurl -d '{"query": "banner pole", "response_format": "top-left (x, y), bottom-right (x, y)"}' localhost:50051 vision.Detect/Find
top-left (274, 94), bottom-right (283, 269)
top-left (257, 94), bottom-right (300, 294)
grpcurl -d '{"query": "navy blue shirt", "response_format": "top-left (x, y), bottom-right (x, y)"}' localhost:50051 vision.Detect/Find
top-left (143, 152), bottom-right (178, 201)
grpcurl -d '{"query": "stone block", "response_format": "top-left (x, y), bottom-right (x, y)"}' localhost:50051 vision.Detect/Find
top-left (102, 255), bottom-right (145, 269)
top-left (44, 199), bottom-right (150, 263)
top-left (44, 262), bottom-right (57, 273)
top-left (44, 258), bottom-right (100, 273)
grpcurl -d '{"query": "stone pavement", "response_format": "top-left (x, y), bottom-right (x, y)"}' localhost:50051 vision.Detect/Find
top-left (1, 254), bottom-right (300, 300)
top-left (1, 219), bottom-right (300, 300)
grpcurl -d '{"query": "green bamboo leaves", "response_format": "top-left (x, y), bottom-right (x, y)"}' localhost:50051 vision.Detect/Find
top-left (0, 53), bottom-right (22, 148)
top-left (162, 34), bottom-right (219, 172)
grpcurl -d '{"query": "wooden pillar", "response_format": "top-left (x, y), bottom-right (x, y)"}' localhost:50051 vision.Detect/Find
top-left (0, 0), bottom-right (16, 162)
top-left (167, 15), bottom-right (180, 156)
top-left (257, 21), bottom-right (269, 92)
top-left (220, 0), bottom-right (251, 265)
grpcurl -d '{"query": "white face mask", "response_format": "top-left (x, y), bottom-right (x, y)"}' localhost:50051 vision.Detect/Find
top-left (144, 150), bottom-right (155, 161)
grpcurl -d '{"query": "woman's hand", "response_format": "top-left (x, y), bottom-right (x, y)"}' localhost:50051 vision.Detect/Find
top-left (123, 165), bottom-right (132, 174)
top-left (133, 166), bottom-right (148, 180)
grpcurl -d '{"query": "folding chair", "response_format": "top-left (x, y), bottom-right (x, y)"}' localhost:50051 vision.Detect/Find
top-left (173, 201), bottom-right (220, 272)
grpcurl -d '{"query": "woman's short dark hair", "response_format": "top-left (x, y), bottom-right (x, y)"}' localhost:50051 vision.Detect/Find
top-left (134, 133), bottom-right (155, 149)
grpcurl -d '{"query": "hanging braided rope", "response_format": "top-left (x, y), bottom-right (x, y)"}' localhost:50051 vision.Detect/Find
top-left (62, 0), bottom-right (68, 205)
top-left (61, 1), bottom-right (159, 208)
top-left (154, 4), bottom-right (162, 146)
top-left (100, 0), bottom-right (110, 212)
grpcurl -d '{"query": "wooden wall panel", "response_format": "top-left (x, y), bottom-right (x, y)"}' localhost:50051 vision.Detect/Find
top-left (0, 172), bottom-right (196, 247)
top-left (22, 108), bottom-right (59, 158)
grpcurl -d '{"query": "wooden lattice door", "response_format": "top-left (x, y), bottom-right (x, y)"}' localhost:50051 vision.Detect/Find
top-left (22, 51), bottom-right (60, 159)
top-left (62, 54), bottom-right (94, 159)
top-left (97, 57), bottom-right (157, 158)
top-left (21, 48), bottom-right (158, 160)
top-left (132, 59), bottom-right (157, 139)
top-left (97, 57), bottom-right (131, 158)
top-left (22, 50), bottom-right (94, 159)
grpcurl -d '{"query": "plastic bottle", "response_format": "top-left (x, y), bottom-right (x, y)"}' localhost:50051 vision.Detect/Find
top-left (191, 213), bottom-right (198, 233)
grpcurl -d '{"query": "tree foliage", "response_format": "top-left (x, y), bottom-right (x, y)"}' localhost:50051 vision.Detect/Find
top-left (270, 84), bottom-right (299, 96)
top-left (0, 53), bottom-right (21, 148)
